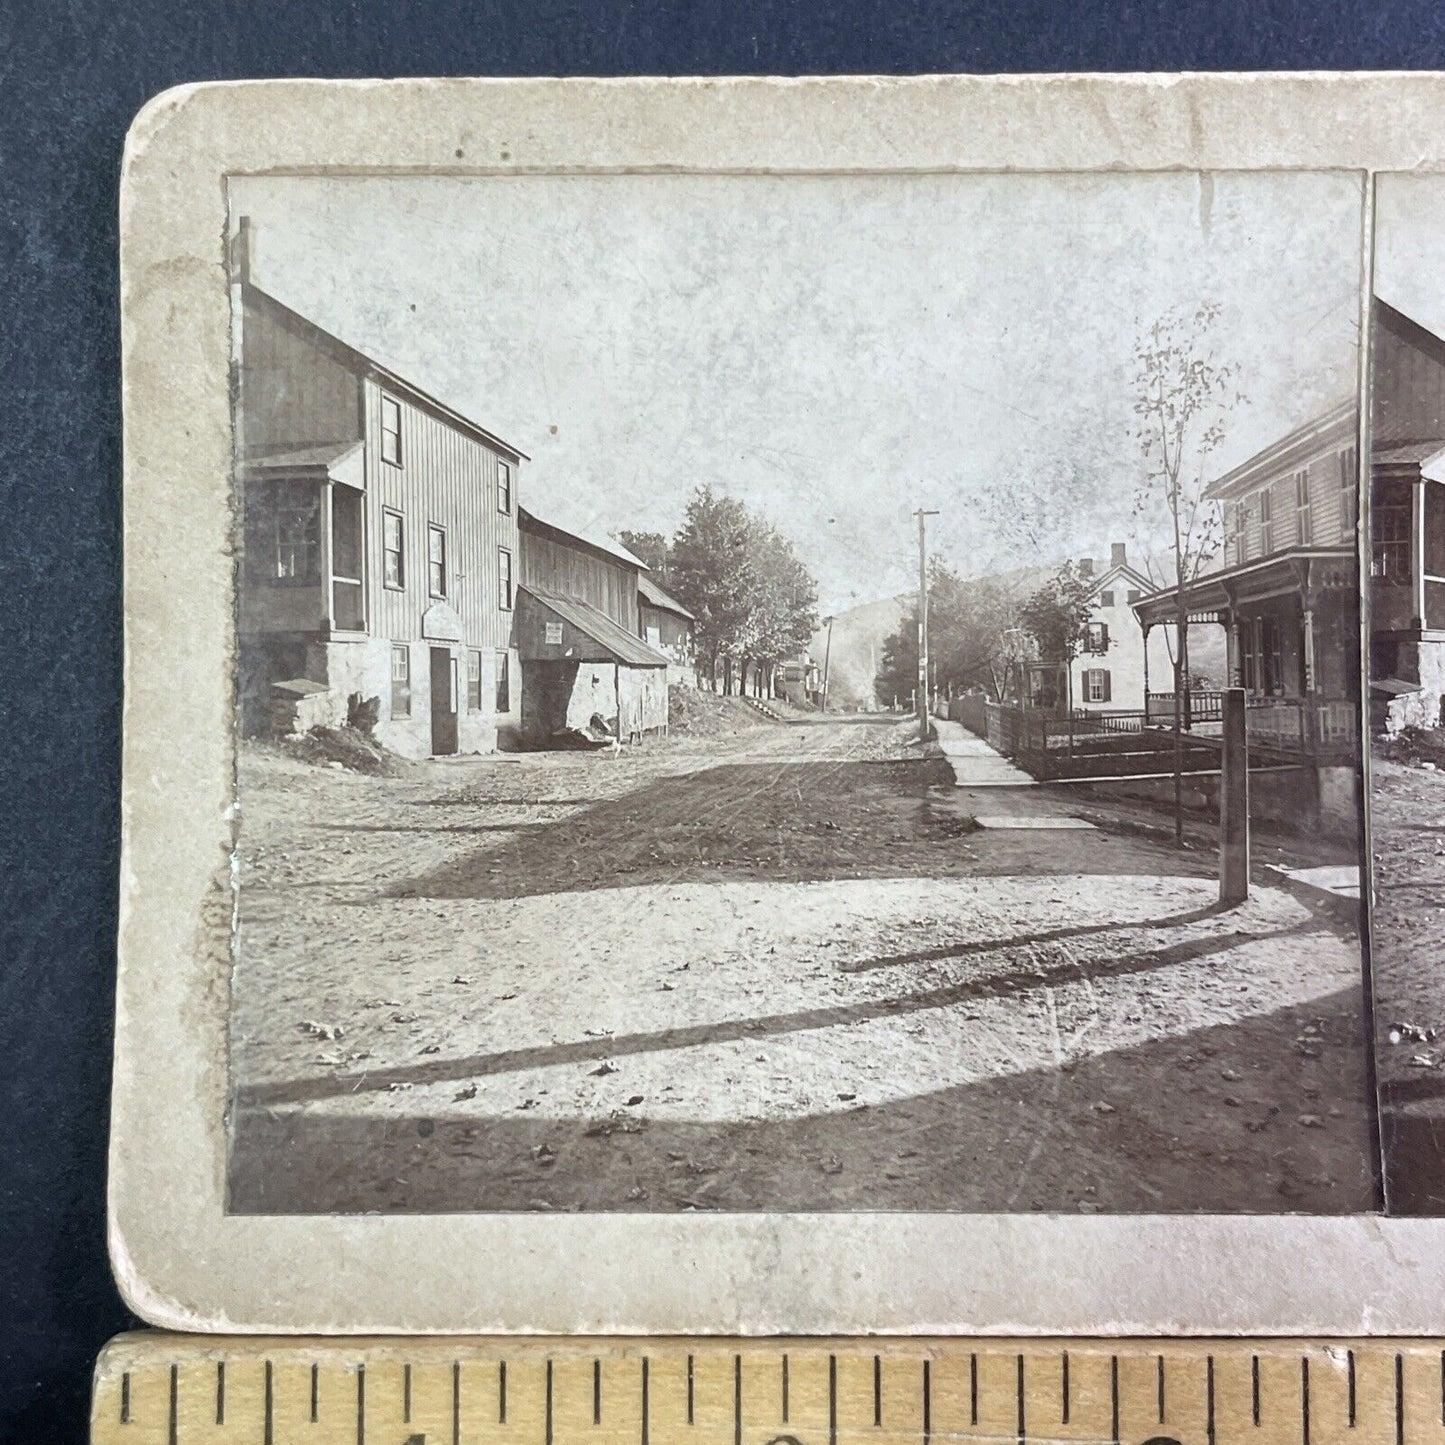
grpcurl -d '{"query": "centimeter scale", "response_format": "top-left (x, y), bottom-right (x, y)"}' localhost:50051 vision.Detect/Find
top-left (92, 1337), bottom-right (1445, 1445)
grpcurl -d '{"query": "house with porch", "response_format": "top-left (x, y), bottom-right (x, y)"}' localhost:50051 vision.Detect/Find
top-left (1370, 299), bottom-right (1445, 733)
top-left (516, 508), bottom-right (670, 742)
top-left (1131, 396), bottom-right (1361, 821)
top-left (232, 218), bottom-right (525, 758)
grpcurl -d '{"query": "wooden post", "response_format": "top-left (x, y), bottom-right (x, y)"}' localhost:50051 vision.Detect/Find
top-left (1220, 686), bottom-right (1249, 906)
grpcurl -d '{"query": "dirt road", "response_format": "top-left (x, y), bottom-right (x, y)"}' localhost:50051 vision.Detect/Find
top-left (229, 710), bottom-right (1377, 1214)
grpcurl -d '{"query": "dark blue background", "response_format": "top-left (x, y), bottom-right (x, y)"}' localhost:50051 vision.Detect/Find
top-left (4, 3), bottom-right (1445, 1441)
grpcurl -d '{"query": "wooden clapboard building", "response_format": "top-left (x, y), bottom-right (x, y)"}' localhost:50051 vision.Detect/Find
top-left (232, 218), bottom-right (524, 757)
top-left (516, 509), bottom-right (670, 742)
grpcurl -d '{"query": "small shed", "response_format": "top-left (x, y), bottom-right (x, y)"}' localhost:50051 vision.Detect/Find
top-left (516, 584), bottom-right (670, 742)
top-left (637, 574), bottom-right (698, 687)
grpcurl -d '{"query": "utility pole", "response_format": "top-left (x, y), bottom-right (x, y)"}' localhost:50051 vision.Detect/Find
top-left (913, 508), bottom-right (939, 739)
top-left (820, 615), bottom-right (835, 714)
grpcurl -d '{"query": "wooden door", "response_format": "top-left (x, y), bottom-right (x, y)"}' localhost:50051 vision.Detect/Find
top-left (429, 646), bottom-right (458, 755)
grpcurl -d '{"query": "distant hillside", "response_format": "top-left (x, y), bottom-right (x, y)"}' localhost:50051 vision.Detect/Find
top-left (810, 594), bottom-right (908, 708)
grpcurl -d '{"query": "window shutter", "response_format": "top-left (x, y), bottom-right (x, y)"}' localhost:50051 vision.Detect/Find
top-left (1100, 622), bottom-right (1110, 651)
top-left (1101, 670), bottom-right (1112, 703)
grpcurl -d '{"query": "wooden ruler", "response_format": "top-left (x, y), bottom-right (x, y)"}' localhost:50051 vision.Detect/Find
top-left (91, 1336), bottom-right (1445, 1445)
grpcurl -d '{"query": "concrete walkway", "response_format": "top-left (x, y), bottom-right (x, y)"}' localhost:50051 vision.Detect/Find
top-left (933, 717), bottom-right (1096, 830)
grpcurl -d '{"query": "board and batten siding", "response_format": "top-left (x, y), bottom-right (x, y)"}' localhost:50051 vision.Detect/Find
top-left (362, 378), bottom-right (520, 652)
top-left (519, 522), bottom-right (640, 633)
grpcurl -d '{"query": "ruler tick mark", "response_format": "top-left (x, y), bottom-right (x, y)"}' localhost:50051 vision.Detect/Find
top-left (168, 1364), bottom-right (177, 1445)
top-left (1302, 1356), bottom-right (1311, 1445)
top-left (1110, 1356), bottom-right (1119, 1445)
top-left (119, 1371), bottom-right (130, 1425)
top-left (499, 1360), bottom-right (507, 1424)
top-left (643, 1357), bottom-right (650, 1445)
top-left (1017, 1353), bottom-right (1026, 1445)
top-left (453, 1361), bottom-right (462, 1445)
top-left (404, 1362), bottom-right (412, 1424)
top-left (873, 1354), bottom-right (882, 1427)
top-left (1206, 1355), bottom-right (1216, 1445)
top-left (263, 1361), bottom-right (273, 1445)
top-left (1157, 1354), bottom-right (1166, 1424)
top-left (311, 1363), bottom-right (319, 1424)
top-left (216, 1361), bottom-right (225, 1425)
top-left (829, 1354), bottom-right (838, 1445)
top-left (1396, 1352), bottom-right (1405, 1445)
top-left (1348, 1350), bottom-right (1356, 1428)
top-left (594, 1359), bottom-right (602, 1426)
top-left (780, 1352), bottom-right (787, 1424)
top-left (357, 1363), bottom-right (366, 1445)
top-left (922, 1358), bottom-right (931, 1445)
top-left (1062, 1351), bottom-right (1070, 1425)
top-left (733, 1354), bottom-right (741, 1445)
top-left (546, 1360), bottom-right (555, 1445)
top-left (1252, 1354), bottom-right (1261, 1427)
top-left (970, 1353), bottom-right (978, 1427)
top-left (687, 1354), bottom-right (695, 1426)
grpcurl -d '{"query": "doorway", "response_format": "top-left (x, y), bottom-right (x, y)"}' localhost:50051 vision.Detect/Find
top-left (429, 646), bottom-right (458, 755)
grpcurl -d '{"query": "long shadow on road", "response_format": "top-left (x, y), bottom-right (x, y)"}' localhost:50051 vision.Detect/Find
top-left (228, 986), bottom-right (1376, 1215)
top-left (238, 923), bottom-right (1307, 1109)
top-left (384, 755), bottom-right (1211, 903)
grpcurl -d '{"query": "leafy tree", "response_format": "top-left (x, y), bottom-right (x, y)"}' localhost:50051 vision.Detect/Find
top-left (1018, 562), bottom-right (1100, 710)
top-left (667, 487), bottom-right (755, 691)
top-left (617, 529), bottom-right (671, 580)
top-left (740, 521), bottom-right (818, 695)
top-left (1131, 301), bottom-right (1243, 842)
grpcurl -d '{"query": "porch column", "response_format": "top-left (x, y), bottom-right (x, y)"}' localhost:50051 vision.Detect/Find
top-left (1415, 479), bottom-right (1427, 630)
top-left (1141, 622), bottom-right (1151, 703)
top-left (1302, 605), bottom-right (1316, 695)
top-left (1226, 611), bottom-right (1240, 687)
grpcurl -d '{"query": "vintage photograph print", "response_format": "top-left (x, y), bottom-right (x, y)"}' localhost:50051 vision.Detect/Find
top-left (225, 169), bottom-right (1372, 1215)
top-left (1367, 172), bottom-right (1445, 1214)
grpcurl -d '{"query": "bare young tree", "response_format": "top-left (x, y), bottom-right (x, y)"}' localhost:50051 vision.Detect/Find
top-left (1131, 301), bottom-right (1244, 844)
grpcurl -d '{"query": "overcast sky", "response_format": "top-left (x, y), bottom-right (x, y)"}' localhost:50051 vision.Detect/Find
top-left (1376, 174), bottom-right (1445, 338)
top-left (231, 171), bottom-right (1364, 614)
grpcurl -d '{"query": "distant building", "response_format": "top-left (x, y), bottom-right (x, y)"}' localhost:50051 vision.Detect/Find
top-left (637, 574), bottom-right (698, 687)
top-left (1371, 300), bottom-right (1445, 732)
top-left (1072, 545), bottom-right (1155, 711)
top-left (516, 509), bottom-right (670, 742)
top-left (776, 655), bottom-right (820, 707)
top-left (232, 219), bottom-right (524, 758)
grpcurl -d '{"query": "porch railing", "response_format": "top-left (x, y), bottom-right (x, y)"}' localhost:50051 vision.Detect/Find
top-left (1145, 690), bottom-right (1224, 727)
top-left (1148, 693), bottom-right (1359, 758)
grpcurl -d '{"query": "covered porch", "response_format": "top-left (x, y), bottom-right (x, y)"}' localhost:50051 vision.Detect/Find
top-left (1132, 549), bottom-right (1360, 760)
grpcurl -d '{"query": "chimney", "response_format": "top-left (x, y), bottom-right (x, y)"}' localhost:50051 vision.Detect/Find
top-left (231, 215), bottom-right (253, 285)
top-left (1111, 541), bottom-right (1127, 569)
top-left (1077, 557), bottom-right (1094, 577)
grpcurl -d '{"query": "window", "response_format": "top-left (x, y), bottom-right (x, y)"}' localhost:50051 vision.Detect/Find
top-left (270, 484), bottom-right (321, 582)
top-left (383, 509), bottom-right (405, 590)
top-left (1086, 668), bottom-right (1111, 703)
top-left (330, 486), bottom-right (365, 631)
top-left (1294, 470), bottom-right (1312, 545)
top-left (495, 650), bottom-right (510, 712)
top-left (1259, 487), bottom-right (1275, 553)
top-left (1228, 501), bottom-right (1248, 565)
top-left (1339, 446), bottom-right (1358, 534)
top-left (498, 547), bottom-right (514, 609)
top-left (1127, 588), bottom-right (1141, 603)
top-left (1373, 485), bottom-right (1412, 579)
top-left (1099, 590), bottom-right (1115, 608)
top-left (1085, 621), bottom-right (1110, 654)
top-left (428, 524), bottom-right (447, 598)
top-left (467, 649), bottom-right (482, 712)
top-left (380, 394), bottom-right (403, 467)
top-left (498, 460), bottom-right (513, 515)
top-left (390, 644), bottom-right (411, 718)
top-left (1261, 616), bottom-right (1283, 694)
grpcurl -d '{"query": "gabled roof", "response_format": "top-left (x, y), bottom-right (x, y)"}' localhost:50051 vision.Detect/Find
top-left (1204, 397), bottom-right (1357, 501)
top-left (1086, 560), bottom-right (1154, 601)
top-left (637, 573), bottom-right (694, 620)
top-left (243, 282), bottom-right (530, 462)
top-left (245, 441), bottom-right (365, 488)
top-left (520, 585), bottom-right (669, 668)
top-left (518, 506), bottom-right (647, 570)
